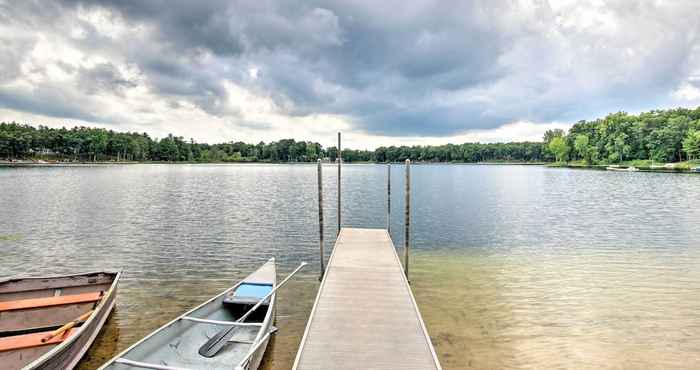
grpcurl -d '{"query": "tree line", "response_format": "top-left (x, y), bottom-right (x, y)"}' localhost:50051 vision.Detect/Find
top-left (0, 122), bottom-right (547, 163)
top-left (545, 107), bottom-right (700, 164)
top-left (0, 123), bottom-right (327, 162)
top-left (3, 105), bottom-right (699, 164)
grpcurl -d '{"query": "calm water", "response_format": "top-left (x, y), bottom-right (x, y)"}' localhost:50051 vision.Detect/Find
top-left (1, 164), bottom-right (699, 369)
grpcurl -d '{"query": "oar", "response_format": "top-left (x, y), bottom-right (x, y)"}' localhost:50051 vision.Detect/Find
top-left (40, 290), bottom-right (104, 343)
top-left (41, 310), bottom-right (93, 343)
top-left (198, 262), bottom-right (307, 357)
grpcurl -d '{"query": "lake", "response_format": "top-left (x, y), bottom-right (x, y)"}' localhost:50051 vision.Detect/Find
top-left (1, 164), bottom-right (699, 369)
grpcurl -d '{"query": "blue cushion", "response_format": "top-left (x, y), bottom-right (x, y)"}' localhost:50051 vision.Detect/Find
top-left (234, 283), bottom-right (273, 299)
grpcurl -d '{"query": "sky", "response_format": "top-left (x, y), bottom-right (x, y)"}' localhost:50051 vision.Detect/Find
top-left (1, 0), bottom-right (700, 149)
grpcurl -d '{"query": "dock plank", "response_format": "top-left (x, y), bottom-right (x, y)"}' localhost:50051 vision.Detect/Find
top-left (293, 228), bottom-right (441, 370)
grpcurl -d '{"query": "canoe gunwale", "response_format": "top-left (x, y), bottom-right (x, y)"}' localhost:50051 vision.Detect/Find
top-left (63, 289), bottom-right (118, 369)
top-left (234, 326), bottom-right (274, 370)
top-left (20, 270), bottom-right (122, 370)
top-left (237, 261), bottom-right (276, 370)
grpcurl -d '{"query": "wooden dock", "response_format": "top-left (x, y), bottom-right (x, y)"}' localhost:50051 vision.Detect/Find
top-left (293, 227), bottom-right (441, 370)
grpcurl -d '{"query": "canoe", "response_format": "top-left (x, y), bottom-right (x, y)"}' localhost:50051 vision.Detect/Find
top-left (0, 271), bottom-right (121, 370)
top-left (99, 258), bottom-right (277, 370)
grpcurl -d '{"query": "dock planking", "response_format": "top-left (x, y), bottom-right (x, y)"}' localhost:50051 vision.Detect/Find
top-left (293, 227), bottom-right (441, 370)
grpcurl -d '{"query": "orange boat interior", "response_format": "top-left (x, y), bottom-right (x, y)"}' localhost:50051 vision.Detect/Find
top-left (0, 273), bottom-right (114, 369)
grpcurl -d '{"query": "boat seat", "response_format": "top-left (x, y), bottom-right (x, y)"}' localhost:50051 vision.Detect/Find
top-left (0, 328), bottom-right (76, 352)
top-left (223, 283), bottom-right (272, 306)
top-left (0, 291), bottom-right (102, 312)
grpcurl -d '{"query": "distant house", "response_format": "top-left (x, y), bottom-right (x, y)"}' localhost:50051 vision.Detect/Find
top-left (28, 148), bottom-right (56, 155)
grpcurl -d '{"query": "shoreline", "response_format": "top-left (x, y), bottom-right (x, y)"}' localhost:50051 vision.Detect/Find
top-left (2, 160), bottom-right (697, 174)
top-left (0, 160), bottom-right (547, 167)
top-left (548, 163), bottom-right (700, 174)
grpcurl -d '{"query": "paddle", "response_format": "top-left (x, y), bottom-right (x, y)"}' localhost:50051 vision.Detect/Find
top-left (198, 262), bottom-right (307, 357)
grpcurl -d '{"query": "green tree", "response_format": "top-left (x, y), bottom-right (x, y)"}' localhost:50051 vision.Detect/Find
top-left (327, 146), bottom-right (338, 162)
top-left (683, 129), bottom-right (700, 160)
top-left (543, 129), bottom-right (565, 144)
top-left (573, 134), bottom-right (590, 163)
top-left (548, 136), bottom-right (570, 163)
top-left (610, 133), bottom-right (631, 163)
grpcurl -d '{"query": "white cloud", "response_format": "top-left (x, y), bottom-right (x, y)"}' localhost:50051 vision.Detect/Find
top-left (333, 121), bottom-right (571, 150)
top-left (248, 67), bottom-right (259, 79)
top-left (673, 83), bottom-right (700, 102)
top-left (76, 6), bottom-right (132, 40)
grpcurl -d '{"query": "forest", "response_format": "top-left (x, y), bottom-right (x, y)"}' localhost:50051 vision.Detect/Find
top-left (545, 107), bottom-right (700, 164)
top-left (1, 106), bottom-right (699, 164)
top-left (0, 122), bottom-right (546, 163)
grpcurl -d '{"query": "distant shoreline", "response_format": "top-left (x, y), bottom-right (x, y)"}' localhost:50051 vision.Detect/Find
top-left (3, 160), bottom-right (697, 174)
top-left (0, 159), bottom-right (549, 167)
top-left (0, 161), bottom-right (140, 167)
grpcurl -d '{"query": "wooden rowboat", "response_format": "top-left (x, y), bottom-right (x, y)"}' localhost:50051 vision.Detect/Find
top-left (0, 271), bottom-right (121, 370)
top-left (99, 258), bottom-right (277, 370)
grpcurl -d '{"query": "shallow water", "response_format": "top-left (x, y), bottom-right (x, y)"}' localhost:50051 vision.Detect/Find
top-left (1, 164), bottom-right (699, 369)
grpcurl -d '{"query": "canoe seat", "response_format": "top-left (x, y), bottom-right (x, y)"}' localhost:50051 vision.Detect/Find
top-left (0, 292), bottom-right (102, 312)
top-left (0, 328), bottom-right (76, 352)
top-left (223, 283), bottom-right (272, 305)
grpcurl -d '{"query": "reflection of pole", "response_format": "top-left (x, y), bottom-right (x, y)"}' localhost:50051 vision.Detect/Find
top-left (317, 159), bottom-right (324, 281)
top-left (337, 132), bottom-right (341, 235)
top-left (387, 164), bottom-right (391, 233)
top-left (404, 159), bottom-right (410, 279)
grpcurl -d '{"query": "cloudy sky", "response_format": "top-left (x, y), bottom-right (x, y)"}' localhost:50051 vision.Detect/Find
top-left (1, 0), bottom-right (700, 148)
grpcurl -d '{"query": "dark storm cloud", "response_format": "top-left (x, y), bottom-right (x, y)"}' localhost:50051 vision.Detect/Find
top-left (0, 38), bottom-right (28, 84)
top-left (64, 0), bottom-right (247, 55)
top-left (2, 0), bottom-right (700, 137)
top-left (0, 86), bottom-right (105, 123)
top-left (47, 0), bottom-right (515, 135)
top-left (136, 56), bottom-right (236, 116)
top-left (361, 107), bottom-right (509, 137)
top-left (76, 62), bottom-right (136, 95)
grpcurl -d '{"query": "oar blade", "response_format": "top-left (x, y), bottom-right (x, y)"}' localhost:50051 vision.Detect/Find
top-left (198, 325), bottom-right (236, 357)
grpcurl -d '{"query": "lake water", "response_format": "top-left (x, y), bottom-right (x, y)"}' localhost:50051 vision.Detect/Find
top-left (1, 164), bottom-right (699, 369)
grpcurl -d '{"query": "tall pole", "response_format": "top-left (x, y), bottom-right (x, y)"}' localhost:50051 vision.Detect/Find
top-left (317, 159), bottom-right (324, 280)
top-left (337, 132), bottom-right (341, 235)
top-left (404, 159), bottom-right (410, 279)
top-left (387, 163), bottom-right (391, 233)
